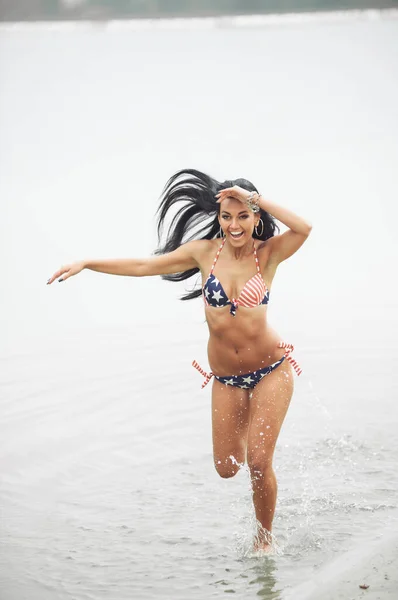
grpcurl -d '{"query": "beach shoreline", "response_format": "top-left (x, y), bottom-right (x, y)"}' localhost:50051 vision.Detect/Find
top-left (0, 7), bottom-right (398, 26)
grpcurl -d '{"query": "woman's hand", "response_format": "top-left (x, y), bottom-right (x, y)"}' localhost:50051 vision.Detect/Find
top-left (46, 261), bottom-right (86, 284)
top-left (215, 185), bottom-right (252, 204)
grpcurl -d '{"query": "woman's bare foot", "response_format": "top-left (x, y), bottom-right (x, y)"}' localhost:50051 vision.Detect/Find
top-left (252, 525), bottom-right (275, 555)
top-left (253, 541), bottom-right (273, 554)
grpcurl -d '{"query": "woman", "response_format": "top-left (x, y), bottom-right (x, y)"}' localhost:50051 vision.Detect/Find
top-left (47, 169), bottom-right (312, 553)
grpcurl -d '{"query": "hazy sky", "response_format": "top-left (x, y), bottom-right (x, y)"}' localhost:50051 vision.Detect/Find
top-left (1, 13), bottom-right (397, 354)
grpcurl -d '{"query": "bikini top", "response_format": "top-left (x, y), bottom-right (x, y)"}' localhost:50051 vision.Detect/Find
top-left (202, 238), bottom-right (270, 316)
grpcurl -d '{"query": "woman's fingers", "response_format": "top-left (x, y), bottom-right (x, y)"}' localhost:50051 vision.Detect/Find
top-left (47, 261), bottom-right (85, 285)
top-left (216, 186), bottom-right (247, 204)
top-left (57, 270), bottom-right (71, 282)
top-left (46, 265), bottom-right (71, 285)
top-left (216, 187), bottom-right (232, 195)
top-left (215, 187), bottom-right (233, 203)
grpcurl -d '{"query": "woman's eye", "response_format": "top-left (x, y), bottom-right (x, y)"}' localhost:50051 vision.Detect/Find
top-left (240, 215), bottom-right (249, 220)
top-left (222, 215), bottom-right (230, 220)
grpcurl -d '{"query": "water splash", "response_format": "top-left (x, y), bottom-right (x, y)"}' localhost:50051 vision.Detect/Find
top-left (224, 463), bottom-right (285, 559)
top-left (306, 379), bottom-right (332, 419)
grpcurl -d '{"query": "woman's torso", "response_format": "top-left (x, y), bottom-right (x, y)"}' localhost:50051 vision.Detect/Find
top-left (197, 238), bottom-right (284, 376)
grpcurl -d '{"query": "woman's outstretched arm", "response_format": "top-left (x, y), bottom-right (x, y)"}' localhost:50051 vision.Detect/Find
top-left (46, 240), bottom-right (202, 284)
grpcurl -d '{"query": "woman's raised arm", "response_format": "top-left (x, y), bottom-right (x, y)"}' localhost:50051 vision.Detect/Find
top-left (46, 240), bottom-right (202, 284)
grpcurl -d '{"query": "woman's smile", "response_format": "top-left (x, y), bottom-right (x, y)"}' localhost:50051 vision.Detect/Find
top-left (229, 230), bottom-right (244, 240)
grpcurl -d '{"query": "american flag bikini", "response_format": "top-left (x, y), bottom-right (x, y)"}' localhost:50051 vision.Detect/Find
top-left (202, 238), bottom-right (269, 316)
top-left (193, 239), bottom-right (302, 388)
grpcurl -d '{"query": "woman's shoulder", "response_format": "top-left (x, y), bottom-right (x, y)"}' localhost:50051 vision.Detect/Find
top-left (177, 239), bottom-right (220, 271)
top-left (187, 238), bottom-right (221, 257)
top-left (178, 239), bottom-right (219, 274)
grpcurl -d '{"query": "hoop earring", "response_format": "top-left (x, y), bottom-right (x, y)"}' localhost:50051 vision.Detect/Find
top-left (219, 226), bottom-right (225, 238)
top-left (255, 219), bottom-right (264, 237)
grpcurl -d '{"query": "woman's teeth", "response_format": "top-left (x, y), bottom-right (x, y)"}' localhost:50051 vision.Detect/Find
top-left (230, 231), bottom-right (244, 239)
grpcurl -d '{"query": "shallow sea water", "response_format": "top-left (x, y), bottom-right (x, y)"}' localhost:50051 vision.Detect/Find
top-left (1, 329), bottom-right (398, 599)
top-left (1, 9), bottom-right (398, 600)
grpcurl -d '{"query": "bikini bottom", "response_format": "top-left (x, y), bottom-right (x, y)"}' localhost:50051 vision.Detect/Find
top-left (192, 342), bottom-right (302, 390)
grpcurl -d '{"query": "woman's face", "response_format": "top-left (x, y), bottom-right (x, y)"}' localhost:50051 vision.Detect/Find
top-left (218, 197), bottom-right (259, 246)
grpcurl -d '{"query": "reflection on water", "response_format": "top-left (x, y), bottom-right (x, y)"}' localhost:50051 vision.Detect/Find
top-left (248, 557), bottom-right (282, 599)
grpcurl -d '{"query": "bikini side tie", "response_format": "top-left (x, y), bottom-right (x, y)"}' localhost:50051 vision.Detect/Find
top-left (192, 360), bottom-right (214, 389)
top-left (277, 342), bottom-right (303, 376)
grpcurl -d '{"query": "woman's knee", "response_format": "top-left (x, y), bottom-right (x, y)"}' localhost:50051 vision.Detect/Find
top-left (247, 452), bottom-right (274, 478)
top-left (214, 454), bottom-right (243, 478)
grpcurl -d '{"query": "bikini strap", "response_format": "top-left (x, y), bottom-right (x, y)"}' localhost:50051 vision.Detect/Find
top-left (278, 342), bottom-right (302, 376)
top-left (253, 244), bottom-right (260, 274)
top-left (209, 237), bottom-right (226, 275)
top-left (192, 360), bottom-right (214, 388)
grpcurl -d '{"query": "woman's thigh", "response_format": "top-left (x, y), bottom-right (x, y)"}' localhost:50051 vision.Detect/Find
top-left (212, 379), bottom-right (250, 478)
top-left (247, 359), bottom-right (294, 470)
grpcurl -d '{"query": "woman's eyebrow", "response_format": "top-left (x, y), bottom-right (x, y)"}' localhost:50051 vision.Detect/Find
top-left (221, 210), bottom-right (249, 216)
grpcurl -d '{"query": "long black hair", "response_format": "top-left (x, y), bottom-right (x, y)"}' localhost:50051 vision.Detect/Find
top-left (155, 168), bottom-right (279, 301)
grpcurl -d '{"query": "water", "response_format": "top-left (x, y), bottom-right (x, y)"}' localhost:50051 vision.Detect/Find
top-left (1, 10), bottom-right (398, 600)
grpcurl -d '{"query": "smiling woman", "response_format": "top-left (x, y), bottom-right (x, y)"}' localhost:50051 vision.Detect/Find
top-left (47, 168), bottom-right (312, 554)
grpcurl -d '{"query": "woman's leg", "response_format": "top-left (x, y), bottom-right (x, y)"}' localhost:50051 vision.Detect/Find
top-left (246, 359), bottom-right (294, 548)
top-left (212, 379), bottom-right (250, 478)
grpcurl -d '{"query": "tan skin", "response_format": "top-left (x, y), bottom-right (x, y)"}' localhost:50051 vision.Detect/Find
top-left (48, 185), bottom-right (312, 552)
